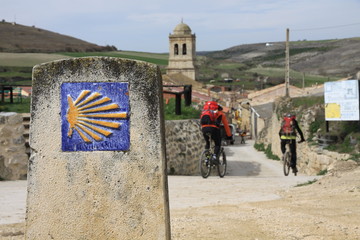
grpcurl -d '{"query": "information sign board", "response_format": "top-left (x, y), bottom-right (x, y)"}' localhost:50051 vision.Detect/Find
top-left (324, 80), bottom-right (359, 121)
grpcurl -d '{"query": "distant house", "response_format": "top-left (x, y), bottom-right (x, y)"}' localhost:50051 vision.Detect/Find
top-left (223, 78), bottom-right (233, 83)
top-left (13, 86), bottom-right (32, 97)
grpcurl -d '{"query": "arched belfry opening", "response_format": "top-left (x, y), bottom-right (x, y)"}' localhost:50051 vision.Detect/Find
top-left (182, 43), bottom-right (187, 55)
top-left (174, 44), bottom-right (179, 55)
top-left (166, 21), bottom-right (197, 81)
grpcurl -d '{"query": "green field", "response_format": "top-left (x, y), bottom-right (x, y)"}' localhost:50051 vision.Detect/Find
top-left (0, 51), bottom-right (169, 67)
top-left (0, 51), bottom-right (169, 86)
top-left (0, 52), bottom-right (72, 67)
top-left (60, 51), bottom-right (169, 66)
top-left (0, 50), bottom-right (344, 90)
top-left (247, 67), bottom-right (339, 88)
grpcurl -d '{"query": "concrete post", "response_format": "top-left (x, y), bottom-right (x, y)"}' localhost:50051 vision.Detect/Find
top-left (26, 57), bottom-right (170, 239)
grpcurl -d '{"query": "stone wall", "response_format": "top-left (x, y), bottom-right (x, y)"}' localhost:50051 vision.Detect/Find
top-left (0, 112), bottom-right (27, 180)
top-left (0, 116), bottom-right (205, 180)
top-left (165, 119), bottom-right (204, 175)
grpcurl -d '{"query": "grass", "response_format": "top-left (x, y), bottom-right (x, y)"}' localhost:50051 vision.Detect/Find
top-left (349, 153), bottom-right (360, 162)
top-left (0, 51), bottom-right (169, 86)
top-left (324, 132), bottom-right (360, 156)
top-left (254, 143), bottom-right (280, 160)
top-left (246, 67), bottom-right (338, 88)
top-left (215, 63), bottom-right (245, 70)
top-left (0, 66), bottom-right (32, 85)
top-left (295, 179), bottom-right (318, 187)
top-left (60, 51), bottom-right (169, 66)
top-left (0, 52), bottom-right (72, 67)
top-left (292, 96), bottom-right (324, 108)
top-left (317, 169), bottom-right (328, 176)
top-left (254, 143), bottom-right (265, 152)
top-left (308, 120), bottom-right (325, 141)
top-left (0, 97), bottom-right (30, 113)
top-left (254, 142), bottom-right (266, 151)
top-left (164, 98), bottom-right (201, 120)
top-left (264, 144), bottom-right (280, 160)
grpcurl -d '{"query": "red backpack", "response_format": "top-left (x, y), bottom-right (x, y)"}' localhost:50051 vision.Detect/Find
top-left (281, 115), bottom-right (296, 135)
top-left (200, 101), bottom-right (218, 126)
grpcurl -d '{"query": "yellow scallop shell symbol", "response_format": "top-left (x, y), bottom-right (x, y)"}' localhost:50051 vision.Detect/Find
top-left (66, 90), bottom-right (127, 143)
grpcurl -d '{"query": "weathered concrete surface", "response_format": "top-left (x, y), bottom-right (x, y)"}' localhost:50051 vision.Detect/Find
top-left (26, 57), bottom-right (170, 239)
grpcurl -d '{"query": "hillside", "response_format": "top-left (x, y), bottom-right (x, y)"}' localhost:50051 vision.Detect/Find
top-left (1, 21), bottom-right (359, 88)
top-left (203, 38), bottom-right (360, 78)
top-left (0, 21), bottom-right (116, 53)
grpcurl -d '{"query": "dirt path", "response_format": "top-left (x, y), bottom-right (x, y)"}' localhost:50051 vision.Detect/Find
top-left (169, 139), bottom-right (360, 240)
top-left (1, 139), bottom-right (360, 239)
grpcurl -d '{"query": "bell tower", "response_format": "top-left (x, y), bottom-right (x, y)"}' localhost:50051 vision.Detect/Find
top-left (167, 21), bottom-right (197, 80)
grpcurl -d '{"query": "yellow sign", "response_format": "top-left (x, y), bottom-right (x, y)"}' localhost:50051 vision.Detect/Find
top-left (325, 103), bottom-right (341, 119)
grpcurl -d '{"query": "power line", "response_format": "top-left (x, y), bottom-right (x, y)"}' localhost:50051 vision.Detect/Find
top-left (293, 22), bottom-right (360, 31)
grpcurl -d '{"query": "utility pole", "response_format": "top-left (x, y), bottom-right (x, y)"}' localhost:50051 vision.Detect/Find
top-left (285, 28), bottom-right (290, 97)
top-left (302, 72), bottom-right (305, 89)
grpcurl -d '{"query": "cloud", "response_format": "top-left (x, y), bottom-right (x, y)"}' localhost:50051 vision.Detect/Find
top-left (1, 0), bottom-right (360, 52)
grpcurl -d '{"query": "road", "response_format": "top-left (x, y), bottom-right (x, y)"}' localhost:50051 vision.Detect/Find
top-left (168, 138), bottom-right (320, 209)
top-left (0, 138), bottom-right (319, 225)
top-left (3, 138), bottom-right (360, 239)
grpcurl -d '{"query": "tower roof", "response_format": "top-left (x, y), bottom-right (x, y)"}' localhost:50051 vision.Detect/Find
top-left (173, 22), bottom-right (192, 35)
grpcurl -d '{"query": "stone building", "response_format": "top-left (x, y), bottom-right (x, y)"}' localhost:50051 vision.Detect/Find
top-left (166, 21), bottom-right (197, 81)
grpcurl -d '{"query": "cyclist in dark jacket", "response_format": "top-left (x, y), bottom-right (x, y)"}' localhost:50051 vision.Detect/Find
top-left (279, 113), bottom-right (305, 173)
top-left (200, 101), bottom-right (232, 163)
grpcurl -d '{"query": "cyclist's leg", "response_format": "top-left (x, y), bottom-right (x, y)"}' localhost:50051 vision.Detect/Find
top-left (202, 128), bottom-right (211, 150)
top-left (290, 139), bottom-right (297, 169)
top-left (212, 127), bottom-right (221, 157)
top-left (280, 139), bottom-right (286, 154)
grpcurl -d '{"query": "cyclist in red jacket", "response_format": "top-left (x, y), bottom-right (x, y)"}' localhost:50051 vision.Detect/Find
top-left (200, 101), bottom-right (232, 163)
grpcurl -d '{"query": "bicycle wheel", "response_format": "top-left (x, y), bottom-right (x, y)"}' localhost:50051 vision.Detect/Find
top-left (200, 150), bottom-right (211, 178)
top-left (217, 149), bottom-right (227, 178)
top-left (283, 152), bottom-right (291, 176)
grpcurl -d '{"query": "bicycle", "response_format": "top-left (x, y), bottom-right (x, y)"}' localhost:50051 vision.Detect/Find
top-left (199, 133), bottom-right (227, 178)
top-left (282, 139), bottom-right (304, 176)
top-left (282, 140), bottom-right (293, 176)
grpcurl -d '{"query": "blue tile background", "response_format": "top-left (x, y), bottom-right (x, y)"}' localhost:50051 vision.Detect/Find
top-left (61, 82), bottom-right (130, 152)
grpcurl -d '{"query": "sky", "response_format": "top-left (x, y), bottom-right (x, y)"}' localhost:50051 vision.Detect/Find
top-left (1, 0), bottom-right (360, 53)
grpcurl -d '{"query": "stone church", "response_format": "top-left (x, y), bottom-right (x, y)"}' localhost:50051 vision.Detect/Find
top-left (166, 21), bottom-right (197, 81)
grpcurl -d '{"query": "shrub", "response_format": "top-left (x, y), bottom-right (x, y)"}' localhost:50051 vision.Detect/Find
top-left (317, 169), bottom-right (328, 175)
top-left (254, 143), bottom-right (265, 151)
top-left (308, 119), bottom-right (324, 141)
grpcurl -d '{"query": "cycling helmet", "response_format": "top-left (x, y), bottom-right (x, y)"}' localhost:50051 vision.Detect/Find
top-left (203, 101), bottom-right (218, 110)
top-left (284, 113), bottom-right (296, 119)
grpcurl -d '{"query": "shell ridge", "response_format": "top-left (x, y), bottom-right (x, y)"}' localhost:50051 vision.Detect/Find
top-left (74, 90), bottom-right (91, 105)
top-left (74, 127), bottom-right (92, 143)
top-left (77, 118), bottom-right (121, 129)
top-left (79, 113), bottom-right (127, 119)
top-left (76, 92), bottom-right (102, 108)
top-left (76, 123), bottom-right (102, 141)
top-left (79, 104), bottom-right (120, 114)
top-left (78, 121), bottom-right (113, 137)
top-left (77, 97), bottom-right (111, 111)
